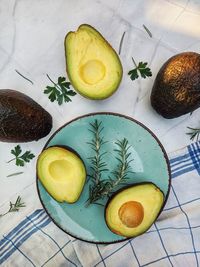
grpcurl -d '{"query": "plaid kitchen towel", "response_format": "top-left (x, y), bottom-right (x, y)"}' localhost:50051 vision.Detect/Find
top-left (0, 141), bottom-right (200, 267)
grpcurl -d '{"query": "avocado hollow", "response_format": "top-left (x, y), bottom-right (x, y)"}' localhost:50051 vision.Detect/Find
top-left (36, 145), bottom-right (86, 203)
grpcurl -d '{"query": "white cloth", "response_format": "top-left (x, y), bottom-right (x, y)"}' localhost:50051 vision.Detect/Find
top-left (1, 142), bottom-right (200, 267)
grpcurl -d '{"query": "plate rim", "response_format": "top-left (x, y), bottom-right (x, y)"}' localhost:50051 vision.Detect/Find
top-left (36, 112), bottom-right (171, 244)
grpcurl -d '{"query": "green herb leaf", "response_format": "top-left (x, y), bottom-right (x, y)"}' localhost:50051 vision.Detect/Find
top-left (128, 68), bottom-right (139, 80)
top-left (20, 151), bottom-right (35, 162)
top-left (7, 145), bottom-right (35, 166)
top-left (11, 145), bottom-right (22, 157)
top-left (44, 75), bottom-right (76, 105)
top-left (128, 58), bottom-right (152, 81)
top-left (0, 196), bottom-right (25, 218)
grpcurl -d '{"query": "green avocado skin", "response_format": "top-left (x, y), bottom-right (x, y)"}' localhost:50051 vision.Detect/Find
top-left (151, 52), bottom-right (200, 119)
top-left (0, 89), bottom-right (52, 142)
top-left (64, 24), bottom-right (123, 100)
top-left (105, 182), bottom-right (164, 238)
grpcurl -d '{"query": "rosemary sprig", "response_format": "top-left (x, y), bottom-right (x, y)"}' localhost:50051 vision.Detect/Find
top-left (86, 120), bottom-right (108, 206)
top-left (108, 138), bottom-right (133, 191)
top-left (87, 120), bottom-right (108, 184)
top-left (86, 135), bottom-right (133, 206)
top-left (187, 127), bottom-right (200, 141)
top-left (0, 196), bottom-right (25, 218)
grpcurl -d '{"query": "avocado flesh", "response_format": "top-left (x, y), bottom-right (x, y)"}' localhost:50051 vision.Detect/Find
top-left (37, 146), bottom-right (86, 203)
top-left (65, 24), bottom-right (123, 99)
top-left (151, 52), bottom-right (200, 118)
top-left (0, 89), bottom-right (52, 142)
top-left (105, 183), bottom-right (164, 237)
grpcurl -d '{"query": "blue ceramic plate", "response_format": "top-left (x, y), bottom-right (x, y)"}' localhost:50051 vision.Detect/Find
top-left (37, 113), bottom-right (171, 244)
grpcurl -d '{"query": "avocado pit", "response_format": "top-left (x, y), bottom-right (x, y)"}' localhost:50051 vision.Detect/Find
top-left (118, 201), bottom-right (144, 228)
top-left (105, 183), bottom-right (164, 237)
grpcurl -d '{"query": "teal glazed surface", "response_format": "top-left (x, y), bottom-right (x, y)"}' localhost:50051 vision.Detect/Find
top-left (37, 113), bottom-right (171, 243)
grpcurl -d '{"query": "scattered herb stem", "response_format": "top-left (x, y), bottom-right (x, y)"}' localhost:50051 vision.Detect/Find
top-left (143, 24), bottom-right (152, 38)
top-left (0, 196), bottom-right (25, 218)
top-left (132, 57), bottom-right (137, 68)
top-left (15, 69), bottom-right (34, 85)
top-left (7, 172), bottom-right (24, 178)
top-left (118, 31), bottom-right (126, 55)
top-left (7, 158), bottom-right (15, 163)
top-left (46, 74), bottom-right (57, 87)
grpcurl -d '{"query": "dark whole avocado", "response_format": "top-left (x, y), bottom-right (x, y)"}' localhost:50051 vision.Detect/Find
top-left (0, 89), bottom-right (52, 142)
top-left (151, 52), bottom-right (200, 118)
top-left (105, 182), bottom-right (164, 238)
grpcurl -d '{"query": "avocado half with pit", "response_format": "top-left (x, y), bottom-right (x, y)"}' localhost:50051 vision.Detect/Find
top-left (65, 24), bottom-right (123, 99)
top-left (105, 183), bottom-right (164, 237)
top-left (37, 146), bottom-right (86, 203)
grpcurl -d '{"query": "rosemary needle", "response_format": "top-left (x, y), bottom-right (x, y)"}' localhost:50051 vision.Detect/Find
top-left (143, 24), bottom-right (152, 38)
top-left (7, 172), bottom-right (24, 178)
top-left (118, 31), bottom-right (126, 55)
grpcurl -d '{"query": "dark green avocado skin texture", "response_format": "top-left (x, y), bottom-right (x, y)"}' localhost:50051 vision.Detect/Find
top-left (0, 89), bottom-right (52, 142)
top-left (151, 52), bottom-right (200, 119)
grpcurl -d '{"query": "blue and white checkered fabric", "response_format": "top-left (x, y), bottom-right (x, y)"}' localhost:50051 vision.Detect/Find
top-left (1, 142), bottom-right (200, 267)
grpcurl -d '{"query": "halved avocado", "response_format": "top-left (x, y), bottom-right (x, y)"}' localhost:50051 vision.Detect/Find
top-left (105, 183), bottom-right (164, 237)
top-left (37, 146), bottom-right (86, 203)
top-left (65, 24), bottom-right (123, 99)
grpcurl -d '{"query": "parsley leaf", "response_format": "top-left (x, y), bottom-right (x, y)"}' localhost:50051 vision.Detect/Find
top-left (11, 145), bottom-right (21, 157)
top-left (128, 57), bottom-right (152, 81)
top-left (7, 145), bottom-right (35, 167)
top-left (44, 75), bottom-right (76, 105)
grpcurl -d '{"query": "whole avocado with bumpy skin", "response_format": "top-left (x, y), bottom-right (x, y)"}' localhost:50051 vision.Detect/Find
top-left (151, 52), bottom-right (200, 118)
top-left (0, 89), bottom-right (52, 142)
